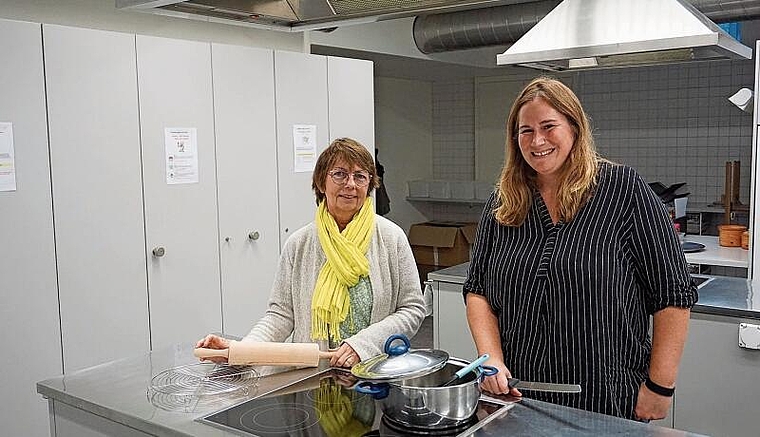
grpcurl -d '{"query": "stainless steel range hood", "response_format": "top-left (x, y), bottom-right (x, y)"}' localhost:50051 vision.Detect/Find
top-left (496, 0), bottom-right (753, 71)
top-left (115, 0), bottom-right (516, 31)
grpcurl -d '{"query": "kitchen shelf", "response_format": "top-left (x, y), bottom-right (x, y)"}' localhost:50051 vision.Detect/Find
top-left (683, 235), bottom-right (748, 269)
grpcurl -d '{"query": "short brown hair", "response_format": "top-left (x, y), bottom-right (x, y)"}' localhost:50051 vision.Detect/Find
top-left (312, 138), bottom-right (379, 205)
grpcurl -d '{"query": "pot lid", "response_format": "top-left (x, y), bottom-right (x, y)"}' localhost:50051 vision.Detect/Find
top-left (351, 334), bottom-right (449, 382)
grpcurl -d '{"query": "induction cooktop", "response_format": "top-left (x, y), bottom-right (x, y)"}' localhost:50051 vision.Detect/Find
top-left (197, 368), bottom-right (513, 437)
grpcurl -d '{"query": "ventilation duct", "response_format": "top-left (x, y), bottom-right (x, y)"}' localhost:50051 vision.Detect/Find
top-left (691, 0), bottom-right (760, 23)
top-left (413, 0), bottom-right (760, 54)
top-left (414, 0), bottom-right (558, 53)
top-left (116, 0), bottom-right (519, 31)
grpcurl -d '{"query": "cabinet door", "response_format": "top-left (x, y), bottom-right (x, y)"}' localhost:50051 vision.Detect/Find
top-left (674, 313), bottom-right (760, 437)
top-left (0, 19), bottom-right (61, 437)
top-left (274, 51), bottom-right (329, 248)
top-left (327, 56), bottom-right (375, 150)
top-left (211, 43), bottom-right (280, 337)
top-left (44, 24), bottom-right (150, 372)
top-left (434, 281), bottom-right (478, 360)
top-left (136, 35), bottom-right (221, 349)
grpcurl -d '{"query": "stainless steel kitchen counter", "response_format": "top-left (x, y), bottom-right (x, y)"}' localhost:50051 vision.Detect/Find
top-left (37, 343), bottom-right (705, 436)
top-left (37, 343), bottom-right (326, 436)
top-left (429, 262), bottom-right (760, 320)
top-left (682, 235), bottom-right (748, 268)
top-left (480, 394), bottom-right (704, 436)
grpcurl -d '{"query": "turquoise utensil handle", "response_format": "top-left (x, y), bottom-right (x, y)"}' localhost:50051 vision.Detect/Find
top-left (454, 353), bottom-right (489, 378)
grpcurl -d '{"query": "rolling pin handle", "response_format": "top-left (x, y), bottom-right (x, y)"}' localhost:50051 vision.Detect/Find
top-left (193, 347), bottom-right (229, 360)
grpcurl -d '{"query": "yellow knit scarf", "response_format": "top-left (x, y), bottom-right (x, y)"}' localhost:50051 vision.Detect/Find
top-left (312, 197), bottom-right (374, 342)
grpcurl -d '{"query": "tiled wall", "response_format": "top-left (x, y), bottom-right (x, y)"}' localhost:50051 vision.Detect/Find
top-left (432, 80), bottom-right (476, 180)
top-left (427, 59), bottom-right (755, 223)
top-left (580, 60), bottom-right (754, 206)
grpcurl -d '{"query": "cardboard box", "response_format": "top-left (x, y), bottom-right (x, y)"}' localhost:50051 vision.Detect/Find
top-left (408, 221), bottom-right (478, 267)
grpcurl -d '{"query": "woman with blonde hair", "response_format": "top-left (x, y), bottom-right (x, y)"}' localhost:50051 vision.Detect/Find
top-left (464, 77), bottom-right (696, 421)
top-left (198, 137), bottom-right (425, 368)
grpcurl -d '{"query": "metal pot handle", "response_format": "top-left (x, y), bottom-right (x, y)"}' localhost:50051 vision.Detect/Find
top-left (383, 333), bottom-right (410, 356)
top-left (355, 381), bottom-right (390, 399)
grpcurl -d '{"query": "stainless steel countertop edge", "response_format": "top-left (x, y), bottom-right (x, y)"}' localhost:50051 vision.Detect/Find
top-left (37, 381), bottom-right (190, 437)
top-left (35, 345), bottom-right (329, 437)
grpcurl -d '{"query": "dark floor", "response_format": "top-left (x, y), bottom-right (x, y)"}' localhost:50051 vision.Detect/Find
top-left (410, 316), bottom-right (434, 349)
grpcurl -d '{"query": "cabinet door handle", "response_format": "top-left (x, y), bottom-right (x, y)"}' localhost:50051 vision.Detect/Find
top-left (152, 246), bottom-right (165, 257)
top-left (248, 231), bottom-right (260, 241)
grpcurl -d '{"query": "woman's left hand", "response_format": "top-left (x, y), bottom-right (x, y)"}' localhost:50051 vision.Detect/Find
top-left (634, 382), bottom-right (673, 421)
top-left (330, 343), bottom-right (360, 368)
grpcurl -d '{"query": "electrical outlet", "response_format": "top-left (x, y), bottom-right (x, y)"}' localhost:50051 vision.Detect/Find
top-left (738, 323), bottom-right (760, 350)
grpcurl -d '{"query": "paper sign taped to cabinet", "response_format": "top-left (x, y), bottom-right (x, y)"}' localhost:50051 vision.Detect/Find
top-left (0, 122), bottom-right (16, 192)
top-left (164, 127), bottom-right (199, 185)
top-left (293, 124), bottom-right (317, 173)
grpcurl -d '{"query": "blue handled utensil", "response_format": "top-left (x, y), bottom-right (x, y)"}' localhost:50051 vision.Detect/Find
top-left (440, 354), bottom-right (490, 387)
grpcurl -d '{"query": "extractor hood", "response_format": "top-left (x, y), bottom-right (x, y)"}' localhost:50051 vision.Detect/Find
top-left (115, 0), bottom-right (517, 31)
top-left (496, 0), bottom-right (753, 71)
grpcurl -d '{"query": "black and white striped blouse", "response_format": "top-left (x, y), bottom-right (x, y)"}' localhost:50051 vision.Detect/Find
top-left (464, 161), bottom-right (697, 419)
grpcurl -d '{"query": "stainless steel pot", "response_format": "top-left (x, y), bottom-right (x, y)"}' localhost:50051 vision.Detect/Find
top-left (353, 335), bottom-right (497, 429)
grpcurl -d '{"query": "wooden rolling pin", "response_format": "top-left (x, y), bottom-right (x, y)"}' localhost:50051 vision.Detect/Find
top-left (193, 341), bottom-right (332, 367)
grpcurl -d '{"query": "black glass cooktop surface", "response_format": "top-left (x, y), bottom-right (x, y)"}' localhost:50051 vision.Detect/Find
top-left (198, 368), bottom-right (511, 437)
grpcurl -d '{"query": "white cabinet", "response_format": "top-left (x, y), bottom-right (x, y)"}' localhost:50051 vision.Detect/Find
top-left (674, 313), bottom-right (760, 437)
top-left (214, 51), bottom-right (375, 335)
top-left (0, 21), bottom-right (375, 437)
top-left (136, 35), bottom-right (222, 349)
top-left (0, 19), bottom-right (62, 437)
top-left (433, 281), bottom-right (478, 360)
top-left (274, 51), bottom-right (329, 247)
top-left (43, 24), bottom-right (150, 373)
top-left (211, 43), bottom-right (280, 337)
top-left (327, 56), bottom-right (375, 150)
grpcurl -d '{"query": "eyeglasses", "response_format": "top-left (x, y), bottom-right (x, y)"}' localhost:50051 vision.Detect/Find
top-left (328, 169), bottom-right (372, 187)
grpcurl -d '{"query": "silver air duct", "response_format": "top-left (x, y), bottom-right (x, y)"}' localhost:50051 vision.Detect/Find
top-left (414, 0), bottom-right (760, 54)
top-left (413, 1), bottom-right (559, 54)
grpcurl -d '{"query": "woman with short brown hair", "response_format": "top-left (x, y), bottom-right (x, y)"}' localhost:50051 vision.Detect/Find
top-left (199, 137), bottom-right (424, 368)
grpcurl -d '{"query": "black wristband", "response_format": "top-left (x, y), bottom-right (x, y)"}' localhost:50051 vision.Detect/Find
top-left (645, 377), bottom-right (675, 397)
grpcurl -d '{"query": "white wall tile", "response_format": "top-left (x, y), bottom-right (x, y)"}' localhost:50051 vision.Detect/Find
top-left (430, 59), bottom-right (754, 217)
top-left (432, 80), bottom-right (475, 181)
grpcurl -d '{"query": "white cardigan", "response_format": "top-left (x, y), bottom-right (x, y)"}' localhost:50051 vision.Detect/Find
top-left (244, 215), bottom-right (425, 360)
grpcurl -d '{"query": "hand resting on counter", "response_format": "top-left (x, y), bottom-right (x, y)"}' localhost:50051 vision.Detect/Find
top-left (195, 334), bottom-right (360, 368)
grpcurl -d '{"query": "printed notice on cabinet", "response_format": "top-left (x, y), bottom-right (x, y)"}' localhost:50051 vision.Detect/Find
top-left (293, 124), bottom-right (317, 173)
top-left (0, 122), bottom-right (16, 192)
top-left (164, 127), bottom-right (198, 184)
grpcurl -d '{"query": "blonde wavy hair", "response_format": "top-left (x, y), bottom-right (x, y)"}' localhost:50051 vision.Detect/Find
top-left (495, 77), bottom-right (601, 226)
